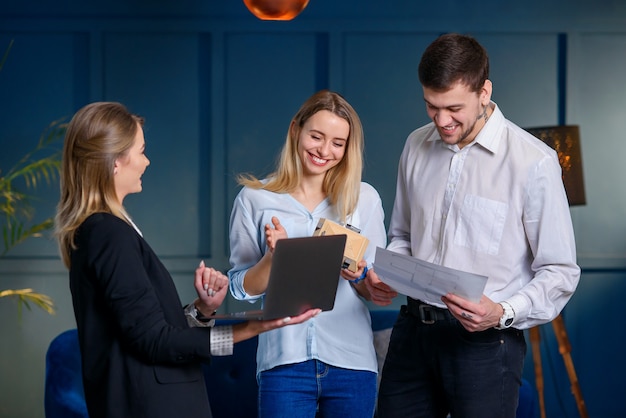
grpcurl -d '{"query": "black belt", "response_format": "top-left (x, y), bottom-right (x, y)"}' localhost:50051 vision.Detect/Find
top-left (402, 297), bottom-right (456, 324)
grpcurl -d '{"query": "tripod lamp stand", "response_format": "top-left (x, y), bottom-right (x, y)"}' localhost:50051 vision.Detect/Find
top-left (525, 125), bottom-right (588, 418)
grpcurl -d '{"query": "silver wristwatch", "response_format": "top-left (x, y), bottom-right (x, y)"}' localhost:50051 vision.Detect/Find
top-left (495, 301), bottom-right (515, 329)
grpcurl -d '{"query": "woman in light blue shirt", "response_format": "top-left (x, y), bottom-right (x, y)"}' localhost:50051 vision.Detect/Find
top-left (228, 90), bottom-right (387, 418)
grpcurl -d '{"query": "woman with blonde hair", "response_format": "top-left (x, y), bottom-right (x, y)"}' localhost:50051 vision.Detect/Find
top-left (55, 101), bottom-right (319, 418)
top-left (228, 90), bottom-right (389, 417)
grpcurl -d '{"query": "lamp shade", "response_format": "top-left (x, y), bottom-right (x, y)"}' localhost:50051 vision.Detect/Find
top-left (243, 0), bottom-right (310, 20)
top-left (525, 125), bottom-right (586, 206)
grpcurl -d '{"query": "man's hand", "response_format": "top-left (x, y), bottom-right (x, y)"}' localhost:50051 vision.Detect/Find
top-left (441, 293), bottom-right (503, 332)
top-left (364, 268), bottom-right (398, 306)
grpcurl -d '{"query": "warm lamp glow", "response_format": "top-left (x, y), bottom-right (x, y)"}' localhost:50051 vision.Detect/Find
top-left (526, 125), bottom-right (586, 206)
top-left (243, 0), bottom-right (310, 20)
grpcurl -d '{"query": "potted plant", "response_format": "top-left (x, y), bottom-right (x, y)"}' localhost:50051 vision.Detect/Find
top-left (0, 39), bottom-right (64, 316)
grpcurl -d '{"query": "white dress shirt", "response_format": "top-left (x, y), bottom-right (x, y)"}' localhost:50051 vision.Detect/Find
top-left (387, 102), bottom-right (580, 329)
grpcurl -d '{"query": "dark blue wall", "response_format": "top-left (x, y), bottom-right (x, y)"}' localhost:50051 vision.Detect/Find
top-left (2, 1), bottom-right (626, 416)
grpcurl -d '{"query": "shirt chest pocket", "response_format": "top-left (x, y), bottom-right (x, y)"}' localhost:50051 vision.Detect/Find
top-left (454, 194), bottom-right (508, 256)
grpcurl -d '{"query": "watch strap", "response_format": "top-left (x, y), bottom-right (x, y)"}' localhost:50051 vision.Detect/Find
top-left (349, 266), bottom-right (368, 284)
top-left (495, 301), bottom-right (515, 330)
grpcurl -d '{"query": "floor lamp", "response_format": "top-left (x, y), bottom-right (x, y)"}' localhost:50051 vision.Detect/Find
top-left (525, 126), bottom-right (588, 418)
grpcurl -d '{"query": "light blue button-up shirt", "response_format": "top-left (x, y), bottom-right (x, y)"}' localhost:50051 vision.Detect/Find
top-left (228, 182), bottom-right (386, 375)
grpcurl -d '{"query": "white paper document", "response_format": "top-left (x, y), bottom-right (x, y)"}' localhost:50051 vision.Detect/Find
top-left (373, 247), bottom-right (488, 303)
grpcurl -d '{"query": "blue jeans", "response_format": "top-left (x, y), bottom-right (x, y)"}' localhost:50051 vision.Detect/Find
top-left (377, 303), bottom-right (526, 418)
top-left (258, 359), bottom-right (377, 418)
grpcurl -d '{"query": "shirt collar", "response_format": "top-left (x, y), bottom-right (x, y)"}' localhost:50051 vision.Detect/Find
top-left (474, 101), bottom-right (503, 154)
top-left (123, 212), bottom-right (143, 237)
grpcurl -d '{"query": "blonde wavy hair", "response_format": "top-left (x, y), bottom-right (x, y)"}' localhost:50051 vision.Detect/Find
top-left (55, 102), bottom-right (144, 268)
top-left (238, 90), bottom-right (364, 223)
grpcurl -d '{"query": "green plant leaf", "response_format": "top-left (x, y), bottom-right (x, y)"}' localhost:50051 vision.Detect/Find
top-left (0, 289), bottom-right (56, 319)
top-left (0, 118), bottom-right (64, 255)
top-left (1, 39), bottom-right (61, 317)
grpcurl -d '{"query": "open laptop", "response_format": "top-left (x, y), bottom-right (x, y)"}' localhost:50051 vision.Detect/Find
top-left (213, 234), bottom-right (347, 320)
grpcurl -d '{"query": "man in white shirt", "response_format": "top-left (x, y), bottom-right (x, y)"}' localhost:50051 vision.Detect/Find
top-left (367, 33), bottom-right (580, 418)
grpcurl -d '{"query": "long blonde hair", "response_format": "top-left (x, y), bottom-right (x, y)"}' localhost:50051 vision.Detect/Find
top-left (238, 90), bottom-right (364, 223)
top-left (55, 102), bottom-right (144, 268)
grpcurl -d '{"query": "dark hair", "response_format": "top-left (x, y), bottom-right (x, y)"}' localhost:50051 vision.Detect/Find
top-left (418, 33), bottom-right (489, 93)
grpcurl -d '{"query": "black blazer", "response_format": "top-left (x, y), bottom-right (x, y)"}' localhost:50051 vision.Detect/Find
top-left (70, 213), bottom-right (213, 418)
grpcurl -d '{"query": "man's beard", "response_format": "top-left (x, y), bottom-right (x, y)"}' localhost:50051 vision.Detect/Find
top-left (439, 118), bottom-right (478, 146)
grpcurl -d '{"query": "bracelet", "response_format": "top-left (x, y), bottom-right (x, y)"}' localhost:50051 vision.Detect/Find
top-left (349, 266), bottom-right (368, 284)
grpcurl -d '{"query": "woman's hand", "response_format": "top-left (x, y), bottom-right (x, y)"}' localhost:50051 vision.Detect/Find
top-left (340, 259), bottom-right (366, 282)
top-left (232, 308), bottom-right (322, 344)
top-left (241, 218), bottom-right (287, 296)
top-left (264, 216), bottom-right (288, 252)
top-left (194, 260), bottom-right (229, 315)
top-left (340, 260), bottom-right (371, 299)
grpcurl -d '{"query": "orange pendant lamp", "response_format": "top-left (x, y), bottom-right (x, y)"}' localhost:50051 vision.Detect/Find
top-left (243, 0), bottom-right (310, 20)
